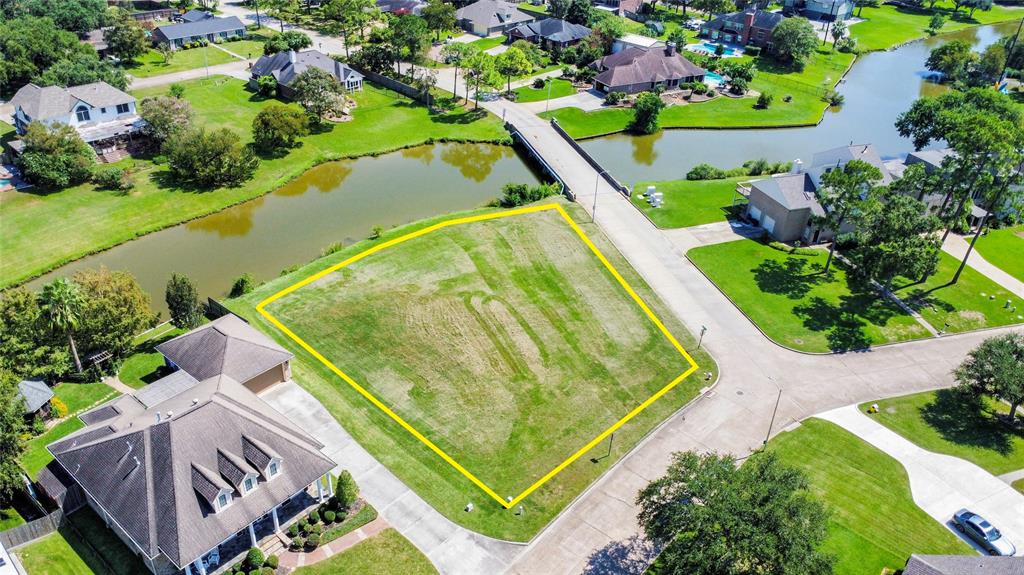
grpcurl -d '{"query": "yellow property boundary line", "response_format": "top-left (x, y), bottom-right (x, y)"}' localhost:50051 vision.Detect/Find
top-left (256, 203), bottom-right (699, 509)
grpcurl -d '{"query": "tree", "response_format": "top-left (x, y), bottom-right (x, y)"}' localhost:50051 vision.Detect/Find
top-left (637, 451), bottom-right (834, 575)
top-left (971, 43), bottom-right (1006, 87)
top-left (495, 47), bottom-right (532, 94)
top-left (35, 49), bottom-right (128, 91)
top-left (964, 0), bottom-right (992, 17)
top-left (392, 14), bottom-right (431, 73)
top-left (422, 0), bottom-right (456, 41)
top-left (229, 273), bottom-right (256, 297)
top-left (140, 95), bottom-right (194, 143)
top-left (590, 17), bottom-right (626, 54)
top-left (163, 128), bottom-right (260, 187)
top-left (265, 0), bottom-right (300, 32)
top-left (925, 40), bottom-right (976, 82)
top-left (262, 30), bottom-right (312, 54)
top-left (165, 273), bottom-right (203, 329)
top-left (0, 288), bottom-right (69, 381)
top-left (0, 370), bottom-right (28, 504)
top-left (335, 470), bottom-right (359, 510)
top-left (548, 0), bottom-right (571, 18)
top-left (440, 42), bottom-right (479, 101)
top-left (955, 333), bottom-right (1024, 424)
top-left (630, 91), bottom-right (665, 135)
top-left (157, 42), bottom-right (175, 64)
top-left (0, 16), bottom-right (84, 90)
top-left (21, 0), bottom-right (106, 33)
top-left (252, 104), bottom-right (310, 152)
top-left (846, 193), bottom-right (942, 289)
top-left (466, 52), bottom-right (499, 108)
top-left (895, 87), bottom-right (1021, 151)
top-left (413, 66), bottom-right (439, 109)
top-left (104, 14), bottom-right (148, 62)
top-left (290, 67), bottom-right (343, 123)
top-left (39, 278), bottom-right (84, 373)
top-left (692, 0), bottom-right (733, 20)
top-left (817, 159), bottom-right (884, 273)
top-left (323, 0), bottom-right (377, 57)
top-left (73, 268), bottom-right (157, 361)
top-left (771, 17), bottom-right (818, 67)
top-left (928, 13), bottom-right (946, 34)
top-left (17, 122), bottom-right (94, 189)
top-left (565, 0), bottom-right (594, 26)
top-left (830, 18), bottom-right (846, 49)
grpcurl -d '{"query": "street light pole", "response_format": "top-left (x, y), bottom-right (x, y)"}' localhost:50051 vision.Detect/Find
top-left (822, 0), bottom-right (838, 47)
top-left (697, 325), bottom-right (707, 350)
top-left (545, 78), bottom-right (552, 113)
top-left (999, 17), bottom-right (1024, 85)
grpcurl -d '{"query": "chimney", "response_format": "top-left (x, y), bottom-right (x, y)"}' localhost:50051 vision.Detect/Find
top-left (743, 10), bottom-right (755, 44)
top-left (289, 50), bottom-right (297, 64)
top-left (791, 158), bottom-right (803, 174)
top-left (665, 42), bottom-right (676, 56)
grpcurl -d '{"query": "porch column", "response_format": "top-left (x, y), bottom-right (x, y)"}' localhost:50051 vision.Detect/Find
top-left (316, 478), bottom-right (325, 503)
top-left (248, 522), bottom-right (257, 548)
top-left (185, 564), bottom-right (193, 575)
top-left (272, 506), bottom-right (280, 532)
top-left (195, 559), bottom-right (207, 575)
top-left (326, 473), bottom-right (334, 495)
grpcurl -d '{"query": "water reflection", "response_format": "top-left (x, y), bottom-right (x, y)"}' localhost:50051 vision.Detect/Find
top-left (400, 145), bottom-right (436, 165)
top-left (186, 196), bottom-right (265, 237)
top-left (439, 142), bottom-right (513, 182)
top-left (631, 130), bottom-right (662, 166)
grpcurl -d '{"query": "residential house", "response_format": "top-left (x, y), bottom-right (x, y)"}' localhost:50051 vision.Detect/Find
top-left (131, 8), bottom-right (176, 22)
top-left (16, 379), bottom-right (53, 420)
top-left (180, 8), bottom-right (216, 22)
top-left (250, 50), bottom-right (364, 97)
top-left (8, 82), bottom-right (145, 160)
top-left (507, 17), bottom-right (591, 49)
top-left (151, 16), bottom-right (246, 50)
top-left (376, 0), bottom-right (427, 15)
top-left (592, 43), bottom-right (705, 94)
top-left (700, 8), bottom-right (785, 49)
top-left (37, 314), bottom-right (337, 575)
top-left (902, 554), bottom-right (1024, 575)
top-left (592, 0), bottom-right (644, 19)
top-left (611, 33), bottom-right (665, 54)
top-left (456, 0), bottom-right (535, 37)
top-left (83, 28), bottom-right (111, 58)
top-left (784, 0), bottom-right (854, 21)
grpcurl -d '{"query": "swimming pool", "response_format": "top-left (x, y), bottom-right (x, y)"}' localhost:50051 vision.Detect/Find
top-left (701, 42), bottom-right (737, 56)
top-left (704, 71), bottom-right (724, 83)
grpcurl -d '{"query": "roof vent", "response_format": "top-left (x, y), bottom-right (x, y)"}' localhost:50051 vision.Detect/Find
top-left (166, 411), bottom-right (173, 419)
top-left (156, 411), bottom-right (161, 422)
top-left (192, 398), bottom-right (199, 405)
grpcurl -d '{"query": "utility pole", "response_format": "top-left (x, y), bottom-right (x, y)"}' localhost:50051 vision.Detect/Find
top-left (697, 325), bottom-right (707, 350)
top-left (822, 0), bottom-right (838, 47)
top-left (999, 18), bottom-right (1024, 85)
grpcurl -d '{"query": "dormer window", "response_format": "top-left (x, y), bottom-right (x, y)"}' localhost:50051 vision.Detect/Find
top-left (268, 460), bottom-right (281, 478)
top-left (75, 106), bottom-right (91, 122)
top-left (217, 492), bottom-right (230, 509)
top-left (242, 474), bottom-right (257, 494)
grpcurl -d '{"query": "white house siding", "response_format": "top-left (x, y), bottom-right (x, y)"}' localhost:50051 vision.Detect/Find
top-left (14, 100), bottom-right (137, 136)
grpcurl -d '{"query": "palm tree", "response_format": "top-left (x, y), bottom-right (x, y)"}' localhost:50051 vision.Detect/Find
top-left (40, 278), bottom-right (84, 373)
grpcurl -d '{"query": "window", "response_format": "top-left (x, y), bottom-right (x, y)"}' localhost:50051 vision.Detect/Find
top-left (268, 461), bottom-right (280, 477)
top-left (75, 106), bottom-right (91, 122)
top-left (116, 103), bottom-right (130, 114)
top-left (217, 493), bottom-right (229, 509)
top-left (100, 107), bottom-right (106, 113)
top-left (243, 476), bottom-right (255, 493)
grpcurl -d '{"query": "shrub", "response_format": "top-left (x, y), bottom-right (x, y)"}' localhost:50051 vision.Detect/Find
top-left (290, 536), bottom-right (305, 550)
top-left (335, 470), bottom-right (359, 510)
top-left (264, 555), bottom-right (279, 569)
top-left (686, 163), bottom-right (726, 180)
top-left (245, 548), bottom-right (264, 571)
top-left (604, 91), bottom-right (625, 105)
top-left (17, 122), bottom-right (94, 188)
top-left (231, 563), bottom-right (243, 573)
top-left (309, 510), bottom-right (320, 524)
top-left (324, 510), bottom-right (336, 523)
top-left (532, 77), bottom-right (546, 89)
top-left (745, 45), bottom-right (761, 57)
top-left (257, 75), bottom-right (278, 97)
top-left (823, 89), bottom-right (844, 106)
top-left (499, 182), bottom-right (558, 207)
top-left (756, 92), bottom-right (774, 109)
top-left (288, 523), bottom-right (300, 538)
top-left (252, 104), bottom-right (310, 152)
top-left (162, 127), bottom-right (259, 187)
top-left (262, 568), bottom-right (273, 575)
top-left (370, 225), bottom-right (384, 239)
top-left (304, 533), bottom-right (321, 549)
top-left (169, 83), bottom-right (185, 98)
top-left (728, 77), bottom-right (747, 95)
top-left (692, 82), bottom-right (708, 95)
top-left (229, 273), bottom-right (255, 298)
top-left (321, 241), bottom-right (344, 257)
top-left (50, 397), bottom-right (69, 418)
top-left (93, 166), bottom-right (131, 190)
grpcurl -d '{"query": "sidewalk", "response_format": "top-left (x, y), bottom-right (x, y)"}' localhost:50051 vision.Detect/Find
top-left (277, 515), bottom-right (390, 570)
top-left (943, 233), bottom-right (1024, 299)
top-left (128, 60), bottom-right (251, 90)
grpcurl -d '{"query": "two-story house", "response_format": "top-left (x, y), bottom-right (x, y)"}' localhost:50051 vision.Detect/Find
top-left (700, 8), bottom-right (785, 49)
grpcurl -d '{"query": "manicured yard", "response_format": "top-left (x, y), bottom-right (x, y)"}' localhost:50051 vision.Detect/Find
top-left (543, 48), bottom-right (855, 138)
top-left (21, 418), bottom-right (84, 480)
top-left (631, 176), bottom-right (749, 228)
top-left (767, 418), bottom-right (969, 575)
top-left (124, 45), bottom-right (237, 78)
top-left (892, 251), bottom-right (1022, 333)
top-left (292, 528), bottom-right (437, 575)
top-left (16, 507), bottom-right (148, 575)
top-left (688, 239), bottom-right (929, 352)
top-left (52, 382), bottom-right (117, 414)
top-left (513, 78), bottom-right (575, 103)
top-left (0, 506), bottom-right (26, 531)
top-left (468, 35), bottom-right (506, 50)
top-left (322, 502), bottom-right (378, 544)
top-left (216, 28), bottom-right (279, 60)
top-left (851, 2), bottom-right (1023, 53)
top-left (973, 225), bottom-right (1024, 284)
top-left (1014, 477), bottom-right (1024, 494)
top-left (0, 77), bottom-right (507, 288)
top-left (860, 390), bottom-right (1024, 476)
top-left (231, 199), bottom-right (715, 541)
top-left (118, 326), bottom-right (186, 389)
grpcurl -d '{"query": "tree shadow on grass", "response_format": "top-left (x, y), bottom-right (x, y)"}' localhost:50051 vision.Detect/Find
top-left (921, 388), bottom-right (1017, 457)
top-left (791, 277), bottom-right (906, 352)
top-left (752, 257), bottom-right (827, 300)
top-left (582, 534), bottom-right (660, 575)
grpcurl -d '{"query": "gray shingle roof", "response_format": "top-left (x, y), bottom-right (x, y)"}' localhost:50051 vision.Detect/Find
top-left (456, 0), bottom-right (534, 29)
top-left (251, 50), bottom-right (364, 88)
top-left (217, 448), bottom-right (257, 487)
top-left (17, 379), bottom-right (53, 414)
top-left (182, 8), bottom-right (215, 22)
top-left (191, 463), bottom-right (230, 504)
top-left (809, 143), bottom-right (894, 186)
top-left (703, 8), bottom-right (785, 32)
top-left (595, 46), bottom-right (705, 89)
top-left (10, 82), bottom-right (134, 123)
top-left (750, 173), bottom-right (825, 216)
top-left (156, 314), bottom-right (292, 384)
top-left (243, 435), bottom-right (280, 472)
top-left (509, 18), bottom-right (590, 43)
top-left (903, 554), bottom-right (1024, 575)
top-left (152, 16), bottom-right (245, 41)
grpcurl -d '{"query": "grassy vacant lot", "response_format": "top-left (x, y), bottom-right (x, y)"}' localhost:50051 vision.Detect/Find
top-left (974, 225), bottom-right (1024, 284)
top-left (293, 529), bottom-right (437, 575)
top-left (16, 507), bottom-right (148, 575)
top-left (768, 418), bottom-right (969, 575)
top-left (543, 48), bottom-right (855, 138)
top-left (688, 239), bottom-right (929, 352)
top-left (861, 390), bottom-right (1024, 476)
top-left (851, 2), bottom-right (1022, 52)
top-left (125, 45), bottom-right (237, 78)
top-left (232, 200), bottom-right (715, 540)
top-left (892, 251), bottom-right (1022, 333)
top-left (513, 78), bottom-right (575, 102)
top-left (631, 177), bottom-right (747, 228)
top-left (0, 76), bottom-right (506, 289)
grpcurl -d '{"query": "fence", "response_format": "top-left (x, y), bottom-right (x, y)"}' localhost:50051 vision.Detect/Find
top-left (0, 510), bottom-right (66, 550)
top-left (353, 68), bottom-right (429, 105)
top-left (207, 297), bottom-right (232, 320)
top-left (507, 125), bottom-right (574, 201)
top-left (548, 119), bottom-right (631, 198)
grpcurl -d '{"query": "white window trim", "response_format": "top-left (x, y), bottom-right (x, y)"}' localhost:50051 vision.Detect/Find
top-left (240, 472), bottom-right (259, 496)
top-left (215, 489), bottom-right (233, 512)
top-left (265, 458), bottom-right (282, 480)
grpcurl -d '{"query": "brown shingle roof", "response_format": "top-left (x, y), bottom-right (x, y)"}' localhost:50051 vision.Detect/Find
top-left (156, 314), bottom-right (292, 383)
top-left (595, 46), bottom-right (704, 88)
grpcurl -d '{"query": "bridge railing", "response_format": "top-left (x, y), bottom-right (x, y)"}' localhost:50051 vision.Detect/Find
top-left (507, 123), bottom-right (574, 201)
top-left (548, 119), bottom-right (631, 198)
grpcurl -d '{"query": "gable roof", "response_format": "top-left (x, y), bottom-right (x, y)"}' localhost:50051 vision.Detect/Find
top-left (595, 46), bottom-right (705, 88)
top-left (456, 0), bottom-right (534, 28)
top-left (750, 172), bottom-right (825, 216)
top-left (48, 373), bottom-right (335, 569)
top-left (181, 8), bottom-right (215, 22)
top-left (17, 379), bottom-right (53, 414)
top-left (156, 314), bottom-right (292, 383)
top-left (10, 82), bottom-right (134, 122)
top-left (251, 50), bottom-right (364, 87)
top-left (153, 15), bottom-right (245, 41)
top-left (808, 143), bottom-right (894, 187)
top-left (509, 18), bottom-right (590, 43)
top-left (903, 554), bottom-right (1024, 575)
top-left (703, 8), bottom-right (785, 32)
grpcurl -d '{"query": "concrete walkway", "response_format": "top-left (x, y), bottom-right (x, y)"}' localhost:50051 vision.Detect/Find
top-left (277, 514), bottom-right (390, 570)
top-left (128, 60), bottom-right (251, 90)
top-left (818, 404), bottom-right (1024, 555)
top-left (998, 468), bottom-right (1024, 485)
top-left (520, 89), bottom-right (606, 114)
top-left (942, 233), bottom-right (1024, 300)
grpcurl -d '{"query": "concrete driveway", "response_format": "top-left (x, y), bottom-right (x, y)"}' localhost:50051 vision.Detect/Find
top-left (818, 405), bottom-right (1024, 556)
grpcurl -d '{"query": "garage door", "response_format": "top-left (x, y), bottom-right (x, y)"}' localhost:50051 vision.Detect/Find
top-left (762, 215), bottom-right (776, 235)
top-left (748, 205), bottom-right (762, 222)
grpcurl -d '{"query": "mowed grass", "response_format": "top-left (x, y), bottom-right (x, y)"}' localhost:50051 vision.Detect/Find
top-left (0, 76), bottom-right (507, 288)
top-left (892, 251), bottom-right (1022, 333)
top-left (16, 507), bottom-right (148, 575)
top-left (293, 529), bottom-right (437, 575)
top-left (231, 199), bottom-right (716, 540)
top-left (631, 177), bottom-right (748, 228)
top-left (467, 35), bottom-right (506, 51)
top-left (125, 45), bottom-right (237, 78)
top-left (543, 49), bottom-right (855, 138)
top-left (52, 382), bottom-right (117, 414)
top-left (688, 239), bottom-right (929, 352)
top-left (767, 418), bottom-right (970, 575)
top-left (21, 383), bottom-right (118, 478)
top-left (513, 78), bottom-right (575, 102)
top-left (861, 390), bottom-right (1024, 476)
top-left (0, 507), bottom-right (26, 531)
top-left (973, 225), bottom-right (1024, 283)
top-left (851, 2), bottom-right (1023, 52)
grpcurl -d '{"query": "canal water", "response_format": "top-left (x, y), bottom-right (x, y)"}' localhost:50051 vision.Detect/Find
top-left (27, 143), bottom-right (542, 316)
top-left (580, 22), bottom-right (1019, 184)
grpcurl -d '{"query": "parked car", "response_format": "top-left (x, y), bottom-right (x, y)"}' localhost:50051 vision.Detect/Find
top-left (952, 509), bottom-right (1017, 556)
top-left (685, 19), bottom-right (702, 31)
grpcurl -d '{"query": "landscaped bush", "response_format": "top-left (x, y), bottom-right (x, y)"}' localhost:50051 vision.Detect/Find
top-left (324, 510), bottom-right (336, 523)
top-left (767, 240), bottom-right (818, 256)
top-left (290, 536), bottom-right (305, 550)
top-left (499, 182), bottom-right (559, 207)
top-left (257, 75), bottom-right (278, 97)
top-left (729, 77), bottom-right (748, 95)
top-left (264, 555), bottom-right (279, 569)
top-left (309, 510), bottom-right (320, 524)
top-left (756, 92), bottom-right (774, 109)
top-left (692, 82), bottom-right (708, 95)
top-left (288, 523), bottom-right (300, 538)
top-left (532, 77), bottom-right (546, 89)
top-left (304, 534), bottom-right (321, 549)
top-left (50, 397), bottom-right (68, 418)
top-left (335, 470), bottom-right (359, 511)
top-left (92, 166), bottom-right (132, 191)
top-left (604, 91), bottom-right (625, 105)
top-left (245, 548), bottom-right (264, 571)
top-left (745, 45), bottom-right (761, 57)
top-left (686, 163), bottom-right (728, 180)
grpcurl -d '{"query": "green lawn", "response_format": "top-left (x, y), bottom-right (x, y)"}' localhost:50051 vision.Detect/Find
top-left (230, 199), bottom-right (716, 541)
top-left (892, 251), bottom-right (1022, 333)
top-left (851, 2), bottom-right (1023, 53)
top-left (973, 225), bottom-right (1024, 284)
top-left (293, 528), bottom-right (437, 575)
top-left (0, 506), bottom-right (26, 531)
top-left (1014, 477), bottom-right (1024, 494)
top-left (216, 28), bottom-right (279, 60)
top-left (117, 350), bottom-right (166, 389)
top-left (860, 390), bottom-right (1024, 476)
top-left (468, 35), bottom-right (506, 50)
top-left (124, 45), bottom-right (237, 78)
top-left (52, 382), bottom-right (117, 414)
top-left (767, 418), bottom-right (970, 575)
top-left (513, 78), bottom-right (575, 103)
top-left (22, 418), bottom-right (84, 480)
top-left (543, 48), bottom-right (855, 138)
top-left (688, 239), bottom-right (930, 352)
top-left (16, 507), bottom-right (148, 575)
top-left (323, 502), bottom-right (378, 544)
top-left (631, 176), bottom-right (749, 228)
top-left (0, 77), bottom-right (507, 289)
